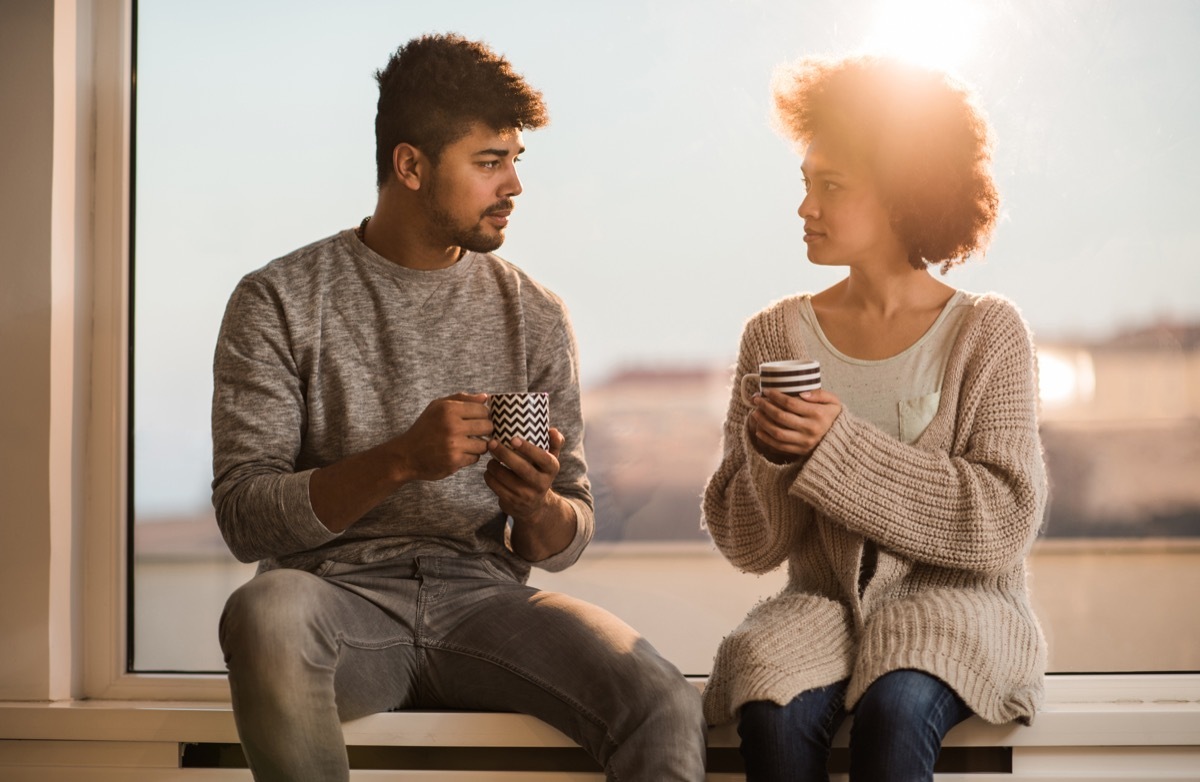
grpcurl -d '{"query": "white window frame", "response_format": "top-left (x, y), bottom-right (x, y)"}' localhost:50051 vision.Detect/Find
top-left (83, 0), bottom-right (226, 701)
top-left (78, 0), bottom-right (1200, 706)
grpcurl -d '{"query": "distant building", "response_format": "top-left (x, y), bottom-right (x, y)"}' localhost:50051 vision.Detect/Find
top-left (582, 366), bottom-right (731, 542)
top-left (1038, 322), bottom-right (1200, 537)
top-left (582, 323), bottom-right (1200, 542)
top-left (136, 321), bottom-right (1200, 557)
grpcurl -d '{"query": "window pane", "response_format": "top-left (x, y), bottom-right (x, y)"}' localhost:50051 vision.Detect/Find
top-left (132, 0), bottom-right (1200, 673)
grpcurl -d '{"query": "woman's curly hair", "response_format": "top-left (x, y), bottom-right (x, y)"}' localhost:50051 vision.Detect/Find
top-left (374, 34), bottom-right (549, 187)
top-left (772, 55), bottom-right (998, 273)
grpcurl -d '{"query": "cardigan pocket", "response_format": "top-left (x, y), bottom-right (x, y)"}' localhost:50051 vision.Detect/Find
top-left (899, 390), bottom-right (941, 444)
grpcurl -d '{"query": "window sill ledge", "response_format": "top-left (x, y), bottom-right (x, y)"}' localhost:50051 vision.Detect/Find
top-left (1, 696), bottom-right (1197, 748)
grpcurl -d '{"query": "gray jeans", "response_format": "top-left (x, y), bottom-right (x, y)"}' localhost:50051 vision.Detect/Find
top-left (219, 555), bottom-right (706, 781)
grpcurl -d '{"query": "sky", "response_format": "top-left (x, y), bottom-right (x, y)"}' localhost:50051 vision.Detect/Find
top-left (133, 0), bottom-right (1200, 514)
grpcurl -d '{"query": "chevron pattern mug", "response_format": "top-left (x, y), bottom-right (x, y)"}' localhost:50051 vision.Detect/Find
top-left (486, 392), bottom-right (551, 451)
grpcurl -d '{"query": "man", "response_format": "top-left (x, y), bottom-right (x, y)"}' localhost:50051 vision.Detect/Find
top-left (212, 34), bottom-right (705, 781)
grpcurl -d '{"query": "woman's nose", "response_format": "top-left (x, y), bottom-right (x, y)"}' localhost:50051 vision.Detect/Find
top-left (798, 192), bottom-right (817, 220)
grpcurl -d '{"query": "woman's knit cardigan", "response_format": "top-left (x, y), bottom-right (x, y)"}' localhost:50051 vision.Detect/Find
top-left (702, 292), bottom-right (1048, 727)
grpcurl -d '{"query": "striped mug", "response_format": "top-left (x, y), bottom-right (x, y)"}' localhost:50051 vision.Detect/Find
top-left (740, 360), bottom-right (821, 405)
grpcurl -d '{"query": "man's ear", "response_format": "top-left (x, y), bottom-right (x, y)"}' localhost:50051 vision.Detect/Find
top-left (392, 143), bottom-right (425, 191)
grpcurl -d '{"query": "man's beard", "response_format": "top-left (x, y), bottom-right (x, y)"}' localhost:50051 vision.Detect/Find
top-left (422, 179), bottom-right (508, 254)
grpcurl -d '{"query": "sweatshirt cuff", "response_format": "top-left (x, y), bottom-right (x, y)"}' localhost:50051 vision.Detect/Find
top-left (286, 468), bottom-right (344, 550)
top-left (527, 495), bottom-right (592, 573)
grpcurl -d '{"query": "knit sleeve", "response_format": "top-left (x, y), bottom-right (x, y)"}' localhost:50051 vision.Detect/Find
top-left (702, 312), bottom-right (815, 574)
top-left (210, 276), bottom-right (339, 563)
top-left (789, 300), bottom-right (1047, 575)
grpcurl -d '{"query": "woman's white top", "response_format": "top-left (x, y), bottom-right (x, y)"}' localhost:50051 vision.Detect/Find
top-left (797, 289), bottom-right (971, 445)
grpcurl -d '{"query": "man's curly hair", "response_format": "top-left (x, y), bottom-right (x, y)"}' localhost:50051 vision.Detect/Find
top-left (374, 34), bottom-right (549, 187)
top-left (772, 55), bottom-right (998, 273)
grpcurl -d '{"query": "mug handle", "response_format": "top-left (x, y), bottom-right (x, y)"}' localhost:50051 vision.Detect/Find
top-left (739, 373), bottom-right (761, 406)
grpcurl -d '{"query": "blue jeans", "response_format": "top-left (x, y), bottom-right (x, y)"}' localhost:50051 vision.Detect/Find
top-left (738, 670), bottom-right (973, 782)
top-left (219, 556), bottom-right (706, 782)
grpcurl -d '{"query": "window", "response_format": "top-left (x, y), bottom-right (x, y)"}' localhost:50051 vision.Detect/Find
top-left (131, 0), bottom-right (1200, 677)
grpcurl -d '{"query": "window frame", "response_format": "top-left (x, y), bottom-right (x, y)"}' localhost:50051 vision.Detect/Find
top-left (84, 0), bottom-right (226, 701)
top-left (85, 0), bottom-right (1200, 704)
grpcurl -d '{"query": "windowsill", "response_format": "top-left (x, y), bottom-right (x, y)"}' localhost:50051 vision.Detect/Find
top-left (2, 681), bottom-right (1197, 750)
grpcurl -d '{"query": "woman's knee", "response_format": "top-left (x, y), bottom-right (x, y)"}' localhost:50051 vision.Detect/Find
top-left (739, 683), bottom-right (846, 748)
top-left (849, 672), bottom-right (972, 781)
top-left (738, 700), bottom-right (795, 747)
top-left (738, 686), bottom-right (848, 782)
top-left (852, 670), bottom-right (971, 748)
top-left (856, 671), bottom-right (961, 724)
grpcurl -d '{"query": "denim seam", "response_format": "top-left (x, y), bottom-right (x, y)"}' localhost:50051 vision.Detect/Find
top-left (477, 558), bottom-right (519, 583)
top-left (413, 576), bottom-right (430, 684)
top-left (337, 635), bottom-right (415, 652)
top-left (821, 686), bottom-right (848, 743)
top-left (928, 683), bottom-right (969, 730)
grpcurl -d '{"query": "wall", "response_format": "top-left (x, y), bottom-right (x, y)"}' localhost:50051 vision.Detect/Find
top-left (0, 0), bottom-right (90, 701)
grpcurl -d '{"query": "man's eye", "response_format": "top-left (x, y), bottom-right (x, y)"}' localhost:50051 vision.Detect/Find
top-left (825, 181), bottom-right (840, 191)
top-left (480, 160), bottom-right (500, 170)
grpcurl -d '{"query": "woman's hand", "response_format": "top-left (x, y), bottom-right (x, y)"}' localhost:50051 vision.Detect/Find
top-left (747, 388), bottom-right (842, 463)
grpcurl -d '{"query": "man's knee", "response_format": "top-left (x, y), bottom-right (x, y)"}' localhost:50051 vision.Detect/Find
top-left (656, 668), bottom-right (704, 724)
top-left (220, 568), bottom-right (328, 662)
top-left (624, 642), bottom-right (704, 729)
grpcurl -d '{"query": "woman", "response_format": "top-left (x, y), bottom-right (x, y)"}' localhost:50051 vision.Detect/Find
top-left (702, 55), bottom-right (1048, 781)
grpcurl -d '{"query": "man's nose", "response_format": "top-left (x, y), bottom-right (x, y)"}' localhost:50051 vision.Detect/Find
top-left (503, 166), bottom-right (523, 199)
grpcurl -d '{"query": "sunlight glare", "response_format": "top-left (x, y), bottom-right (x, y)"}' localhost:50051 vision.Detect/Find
top-left (860, 0), bottom-right (987, 72)
top-left (1037, 348), bottom-right (1097, 410)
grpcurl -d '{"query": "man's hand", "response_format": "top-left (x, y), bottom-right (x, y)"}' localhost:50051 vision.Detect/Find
top-left (747, 388), bottom-right (842, 463)
top-left (485, 428), bottom-right (563, 521)
top-left (485, 428), bottom-right (576, 561)
top-left (389, 392), bottom-right (493, 482)
top-left (309, 392), bottom-right (492, 533)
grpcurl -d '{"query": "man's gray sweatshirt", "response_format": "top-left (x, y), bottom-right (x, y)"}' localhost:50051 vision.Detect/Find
top-left (211, 228), bottom-right (594, 579)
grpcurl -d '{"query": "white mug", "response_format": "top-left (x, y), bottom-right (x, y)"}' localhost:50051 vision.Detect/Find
top-left (740, 360), bottom-right (821, 405)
